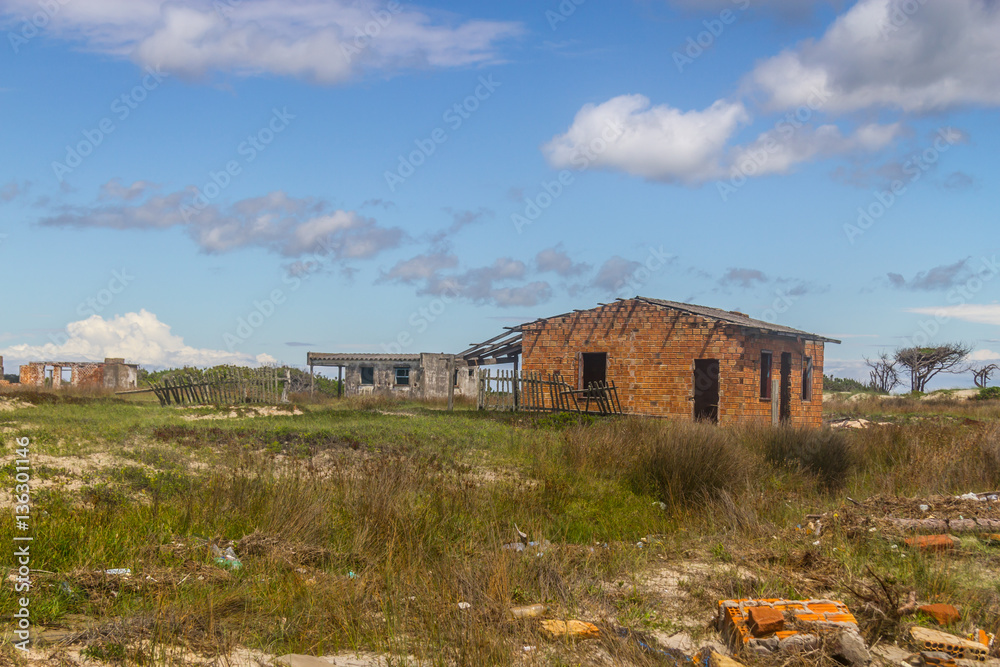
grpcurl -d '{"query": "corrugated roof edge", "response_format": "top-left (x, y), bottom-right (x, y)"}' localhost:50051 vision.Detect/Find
top-left (517, 297), bottom-right (840, 344)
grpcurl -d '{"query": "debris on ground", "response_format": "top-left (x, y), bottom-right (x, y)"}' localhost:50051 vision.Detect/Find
top-left (904, 535), bottom-right (960, 551)
top-left (718, 598), bottom-right (869, 665)
top-left (909, 626), bottom-right (989, 661)
top-left (918, 604), bottom-right (961, 626)
top-left (509, 603), bottom-right (546, 619)
top-left (903, 650), bottom-right (960, 666)
top-left (211, 544), bottom-right (242, 570)
top-left (540, 619), bottom-right (600, 639)
top-left (696, 649), bottom-right (745, 667)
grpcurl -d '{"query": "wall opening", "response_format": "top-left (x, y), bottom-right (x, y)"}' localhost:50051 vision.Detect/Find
top-left (693, 358), bottom-right (720, 423)
top-left (780, 352), bottom-right (792, 423)
top-left (394, 367), bottom-right (410, 386)
top-left (580, 352), bottom-right (607, 392)
top-left (802, 356), bottom-right (813, 401)
top-left (61, 367), bottom-right (73, 384)
top-left (360, 367), bottom-right (374, 385)
top-left (759, 351), bottom-right (772, 399)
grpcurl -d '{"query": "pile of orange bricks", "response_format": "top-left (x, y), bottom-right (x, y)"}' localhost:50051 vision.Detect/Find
top-left (717, 598), bottom-right (861, 654)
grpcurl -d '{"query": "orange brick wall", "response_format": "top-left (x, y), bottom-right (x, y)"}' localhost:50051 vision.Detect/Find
top-left (520, 300), bottom-right (826, 427)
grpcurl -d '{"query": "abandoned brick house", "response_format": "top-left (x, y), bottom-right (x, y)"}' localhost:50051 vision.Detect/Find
top-left (306, 352), bottom-right (477, 399)
top-left (464, 297), bottom-right (838, 427)
top-left (19, 358), bottom-right (139, 390)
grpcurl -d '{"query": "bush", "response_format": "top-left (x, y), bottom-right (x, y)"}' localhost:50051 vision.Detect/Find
top-left (748, 425), bottom-right (853, 490)
top-left (563, 419), bottom-right (757, 506)
top-left (975, 386), bottom-right (1000, 401)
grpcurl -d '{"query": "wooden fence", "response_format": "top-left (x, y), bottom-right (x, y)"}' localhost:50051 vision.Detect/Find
top-left (477, 370), bottom-right (622, 415)
top-left (149, 367), bottom-right (285, 406)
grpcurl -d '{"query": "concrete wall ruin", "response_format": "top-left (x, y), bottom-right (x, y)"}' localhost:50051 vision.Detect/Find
top-left (19, 358), bottom-right (139, 390)
top-left (310, 353), bottom-right (476, 400)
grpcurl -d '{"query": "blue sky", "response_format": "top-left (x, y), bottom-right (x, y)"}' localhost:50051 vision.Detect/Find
top-left (1, 0), bottom-right (998, 388)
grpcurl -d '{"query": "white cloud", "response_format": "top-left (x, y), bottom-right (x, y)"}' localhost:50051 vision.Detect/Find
top-left (41, 183), bottom-right (404, 259)
top-left (535, 247), bottom-right (590, 277)
top-left (544, 95), bottom-right (749, 184)
top-left (545, 94), bottom-right (900, 185)
top-left (970, 349), bottom-right (1000, 362)
top-left (0, 0), bottom-right (521, 84)
top-left (0, 310), bottom-right (269, 368)
top-left (907, 304), bottom-right (1000, 326)
top-left (748, 0), bottom-right (1000, 113)
top-left (592, 256), bottom-right (642, 293)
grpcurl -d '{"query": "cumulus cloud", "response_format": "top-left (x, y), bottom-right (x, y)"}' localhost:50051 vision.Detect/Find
top-left (887, 258), bottom-right (971, 291)
top-left (592, 256), bottom-right (642, 293)
top-left (381, 253), bottom-right (552, 307)
top-left (719, 267), bottom-right (769, 289)
top-left (970, 349), bottom-right (1000, 361)
top-left (748, 0), bottom-right (1000, 113)
top-left (0, 0), bottom-right (521, 84)
top-left (535, 246), bottom-right (590, 277)
top-left (907, 304), bottom-right (1000, 326)
top-left (543, 95), bottom-right (748, 184)
top-left (545, 94), bottom-right (901, 184)
top-left (40, 182), bottom-right (404, 259)
top-left (0, 310), bottom-right (271, 368)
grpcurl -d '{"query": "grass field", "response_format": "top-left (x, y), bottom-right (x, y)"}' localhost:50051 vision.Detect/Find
top-left (2, 389), bottom-right (1000, 666)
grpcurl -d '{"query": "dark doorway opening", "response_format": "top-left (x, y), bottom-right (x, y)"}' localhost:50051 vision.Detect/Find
top-left (779, 352), bottom-right (792, 423)
top-left (693, 359), bottom-right (720, 423)
top-left (580, 352), bottom-right (607, 393)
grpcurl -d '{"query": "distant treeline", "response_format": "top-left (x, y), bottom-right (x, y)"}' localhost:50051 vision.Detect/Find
top-left (140, 365), bottom-right (342, 397)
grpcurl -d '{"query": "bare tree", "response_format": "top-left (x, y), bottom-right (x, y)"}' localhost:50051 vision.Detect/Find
top-left (972, 363), bottom-right (999, 388)
top-left (865, 352), bottom-right (900, 393)
top-left (894, 343), bottom-right (973, 393)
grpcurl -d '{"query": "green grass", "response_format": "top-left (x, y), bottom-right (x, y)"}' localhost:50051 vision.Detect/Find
top-left (2, 390), bottom-right (1000, 664)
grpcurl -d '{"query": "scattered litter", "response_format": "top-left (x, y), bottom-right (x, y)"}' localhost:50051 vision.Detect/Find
top-left (917, 604), bottom-right (960, 626)
top-left (103, 568), bottom-right (131, 577)
top-left (211, 545), bottom-right (242, 570)
top-left (540, 619), bottom-right (599, 639)
top-left (457, 602), bottom-right (471, 610)
top-left (903, 650), bottom-right (958, 666)
top-left (909, 626), bottom-right (988, 661)
top-left (502, 542), bottom-right (525, 552)
top-left (920, 504), bottom-right (930, 512)
top-left (653, 501), bottom-right (667, 510)
top-left (509, 604), bottom-right (546, 619)
top-left (958, 493), bottom-right (983, 502)
top-left (522, 645), bottom-right (536, 653)
top-left (904, 535), bottom-right (960, 551)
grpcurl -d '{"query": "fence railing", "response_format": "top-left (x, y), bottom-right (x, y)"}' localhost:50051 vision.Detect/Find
top-left (477, 369), bottom-right (622, 415)
top-left (149, 367), bottom-right (286, 406)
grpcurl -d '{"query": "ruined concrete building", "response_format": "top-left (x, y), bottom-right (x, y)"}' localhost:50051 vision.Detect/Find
top-left (305, 353), bottom-right (477, 400)
top-left (463, 296), bottom-right (839, 427)
top-left (19, 358), bottom-right (139, 390)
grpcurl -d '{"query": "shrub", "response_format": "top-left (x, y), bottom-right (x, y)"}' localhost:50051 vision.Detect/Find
top-left (975, 386), bottom-right (1000, 401)
top-left (748, 425), bottom-right (853, 490)
top-left (563, 418), bottom-right (757, 506)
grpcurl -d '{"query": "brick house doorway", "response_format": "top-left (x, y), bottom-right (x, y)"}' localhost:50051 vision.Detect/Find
top-left (693, 358), bottom-right (720, 423)
top-left (779, 352), bottom-right (792, 423)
